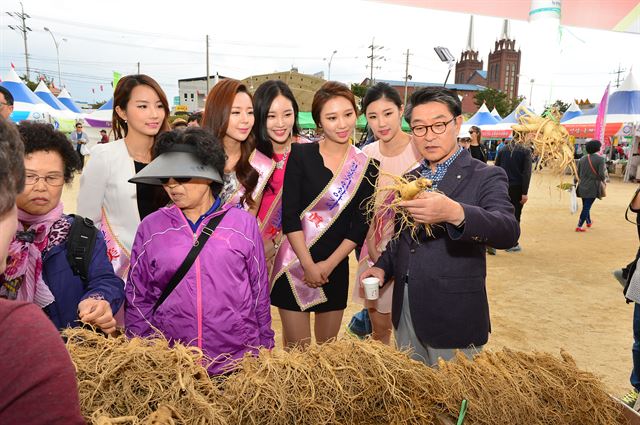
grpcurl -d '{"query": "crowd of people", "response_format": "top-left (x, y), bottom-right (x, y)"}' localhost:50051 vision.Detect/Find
top-left (27, 73), bottom-right (640, 420)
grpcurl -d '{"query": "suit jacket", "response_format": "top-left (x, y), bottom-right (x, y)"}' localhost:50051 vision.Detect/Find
top-left (375, 148), bottom-right (519, 349)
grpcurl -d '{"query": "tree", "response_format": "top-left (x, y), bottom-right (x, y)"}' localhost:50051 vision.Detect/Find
top-left (20, 73), bottom-right (54, 91)
top-left (509, 95), bottom-right (526, 112)
top-left (545, 99), bottom-right (570, 114)
top-left (351, 83), bottom-right (367, 99)
top-left (473, 88), bottom-right (511, 117)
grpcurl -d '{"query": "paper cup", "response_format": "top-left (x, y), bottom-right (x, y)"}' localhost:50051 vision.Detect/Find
top-left (362, 277), bottom-right (380, 300)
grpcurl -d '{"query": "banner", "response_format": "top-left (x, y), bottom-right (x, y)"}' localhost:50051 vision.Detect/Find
top-left (593, 83), bottom-right (610, 143)
top-left (113, 71), bottom-right (122, 92)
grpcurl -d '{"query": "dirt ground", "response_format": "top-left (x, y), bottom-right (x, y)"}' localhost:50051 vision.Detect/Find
top-left (64, 168), bottom-right (638, 396)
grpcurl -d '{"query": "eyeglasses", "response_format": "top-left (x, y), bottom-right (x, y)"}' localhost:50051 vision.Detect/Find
top-left (159, 177), bottom-right (193, 185)
top-left (25, 173), bottom-right (65, 187)
top-left (410, 117), bottom-right (457, 137)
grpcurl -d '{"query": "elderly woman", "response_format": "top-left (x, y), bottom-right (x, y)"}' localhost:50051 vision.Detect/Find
top-left (0, 122), bottom-right (124, 333)
top-left (575, 139), bottom-right (607, 232)
top-left (125, 127), bottom-right (274, 375)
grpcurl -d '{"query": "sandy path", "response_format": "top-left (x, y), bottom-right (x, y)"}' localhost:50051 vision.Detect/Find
top-left (64, 166), bottom-right (639, 396)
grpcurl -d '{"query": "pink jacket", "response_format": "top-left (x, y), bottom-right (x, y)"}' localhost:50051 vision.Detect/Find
top-left (125, 204), bottom-right (274, 374)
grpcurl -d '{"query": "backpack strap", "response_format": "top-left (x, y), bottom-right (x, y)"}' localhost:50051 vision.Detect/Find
top-left (66, 214), bottom-right (98, 286)
top-left (152, 211), bottom-right (227, 314)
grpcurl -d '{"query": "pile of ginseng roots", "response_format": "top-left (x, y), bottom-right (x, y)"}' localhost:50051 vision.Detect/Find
top-left (63, 328), bottom-right (628, 425)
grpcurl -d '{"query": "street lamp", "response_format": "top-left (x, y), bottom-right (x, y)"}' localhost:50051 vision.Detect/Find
top-left (44, 27), bottom-right (67, 87)
top-left (529, 78), bottom-right (535, 105)
top-left (433, 46), bottom-right (455, 86)
top-left (325, 50), bottom-right (337, 80)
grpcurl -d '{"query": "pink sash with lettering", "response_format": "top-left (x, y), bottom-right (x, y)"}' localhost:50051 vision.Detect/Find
top-left (259, 136), bottom-right (313, 241)
top-left (100, 208), bottom-right (130, 280)
top-left (224, 150), bottom-right (275, 210)
top-left (271, 145), bottom-right (370, 310)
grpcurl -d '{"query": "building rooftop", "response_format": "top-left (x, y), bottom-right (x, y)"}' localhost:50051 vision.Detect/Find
top-left (376, 79), bottom-right (486, 91)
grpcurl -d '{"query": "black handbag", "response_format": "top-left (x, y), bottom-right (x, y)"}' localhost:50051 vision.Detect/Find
top-left (152, 211), bottom-right (226, 314)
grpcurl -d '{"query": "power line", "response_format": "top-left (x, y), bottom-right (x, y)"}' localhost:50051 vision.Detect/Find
top-left (366, 38), bottom-right (384, 85)
top-left (403, 49), bottom-right (413, 105)
top-left (611, 64), bottom-right (626, 88)
top-left (6, 2), bottom-right (32, 78)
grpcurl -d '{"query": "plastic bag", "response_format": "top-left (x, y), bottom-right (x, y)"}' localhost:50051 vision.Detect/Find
top-left (570, 185), bottom-right (578, 214)
top-left (80, 143), bottom-right (90, 156)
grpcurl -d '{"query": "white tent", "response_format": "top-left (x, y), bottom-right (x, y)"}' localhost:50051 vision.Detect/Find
top-left (0, 67), bottom-right (54, 124)
top-left (34, 80), bottom-right (80, 132)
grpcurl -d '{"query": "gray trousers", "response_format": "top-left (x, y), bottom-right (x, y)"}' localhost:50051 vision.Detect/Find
top-left (394, 282), bottom-right (483, 366)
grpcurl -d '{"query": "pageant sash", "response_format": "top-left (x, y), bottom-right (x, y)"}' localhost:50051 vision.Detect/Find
top-left (271, 144), bottom-right (370, 310)
top-left (259, 136), bottom-right (313, 241)
top-left (356, 160), bottom-right (421, 286)
top-left (224, 150), bottom-right (275, 210)
top-left (100, 208), bottom-right (130, 280)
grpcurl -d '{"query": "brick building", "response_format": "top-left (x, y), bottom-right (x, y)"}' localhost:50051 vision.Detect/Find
top-left (455, 17), bottom-right (522, 104)
top-left (486, 20), bottom-right (521, 100)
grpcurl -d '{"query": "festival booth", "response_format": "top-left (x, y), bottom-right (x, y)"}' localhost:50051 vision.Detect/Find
top-left (560, 101), bottom-right (583, 122)
top-left (34, 80), bottom-right (79, 132)
top-left (0, 67), bottom-right (55, 124)
top-left (563, 71), bottom-right (640, 181)
top-left (84, 97), bottom-right (113, 128)
top-left (57, 87), bottom-right (83, 113)
top-left (463, 103), bottom-right (509, 159)
top-left (481, 100), bottom-right (530, 140)
top-left (490, 107), bottom-right (502, 120)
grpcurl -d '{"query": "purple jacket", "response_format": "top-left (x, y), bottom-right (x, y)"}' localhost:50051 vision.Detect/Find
top-left (125, 204), bottom-right (274, 374)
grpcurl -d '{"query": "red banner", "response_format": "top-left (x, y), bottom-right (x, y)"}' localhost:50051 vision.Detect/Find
top-left (563, 122), bottom-right (623, 139)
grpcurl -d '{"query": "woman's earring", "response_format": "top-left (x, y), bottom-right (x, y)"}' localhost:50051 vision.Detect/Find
top-left (124, 120), bottom-right (128, 124)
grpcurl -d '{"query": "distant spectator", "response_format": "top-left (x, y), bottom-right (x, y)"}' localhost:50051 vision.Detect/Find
top-left (187, 112), bottom-right (202, 127)
top-left (468, 125), bottom-right (487, 163)
top-left (495, 141), bottom-right (532, 252)
top-left (575, 139), bottom-right (606, 232)
top-left (99, 129), bottom-right (109, 144)
top-left (495, 138), bottom-right (507, 156)
top-left (69, 122), bottom-right (88, 169)
top-left (170, 118), bottom-right (188, 130)
top-left (0, 86), bottom-right (14, 120)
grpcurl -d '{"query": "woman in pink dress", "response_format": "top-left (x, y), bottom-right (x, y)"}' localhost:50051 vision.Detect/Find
top-left (352, 82), bottom-right (421, 344)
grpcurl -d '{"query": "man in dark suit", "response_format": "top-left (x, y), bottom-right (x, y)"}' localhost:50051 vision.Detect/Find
top-left (362, 87), bottom-right (519, 365)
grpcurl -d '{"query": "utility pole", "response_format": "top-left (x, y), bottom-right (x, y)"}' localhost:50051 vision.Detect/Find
top-left (611, 64), bottom-right (626, 88)
top-left (366, 38), bottom-right (384, 86)
top-left (137, 62), bottom-right (140, 74)
top-left (403, 49), bottom-right (413, 106)
top-left (206, 35), bottom-right (211, 95)
top-left (6, 2), bottom-right (32, 79)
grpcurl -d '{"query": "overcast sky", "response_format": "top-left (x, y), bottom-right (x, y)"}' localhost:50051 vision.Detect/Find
top-left (2, 0), bottom-right (640, 111)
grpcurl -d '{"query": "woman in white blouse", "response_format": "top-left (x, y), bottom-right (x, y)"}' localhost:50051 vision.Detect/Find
top-left (77, 75), bottom-right (170, 284)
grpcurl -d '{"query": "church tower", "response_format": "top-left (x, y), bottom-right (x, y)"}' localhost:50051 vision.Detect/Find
top-left (486, 19), bottom-right (521, 101)
top-left (455, 16), bottom-right (483, 85)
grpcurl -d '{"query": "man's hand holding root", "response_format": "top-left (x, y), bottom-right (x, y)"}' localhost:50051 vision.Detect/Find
top-left (399, 191), bottom-right (465, 226)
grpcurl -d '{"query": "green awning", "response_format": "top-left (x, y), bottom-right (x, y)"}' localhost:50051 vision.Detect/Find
top-left (356, 114), bottom-right (411, 132)
top-left (298, 111), bottom-right (316, 129)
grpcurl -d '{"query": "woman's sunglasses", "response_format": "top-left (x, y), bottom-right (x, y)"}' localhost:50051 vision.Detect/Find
top-left (159, 177), bottom-right (193, 185)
